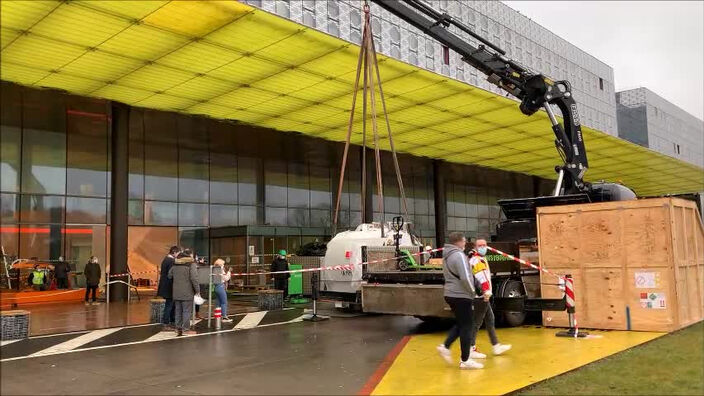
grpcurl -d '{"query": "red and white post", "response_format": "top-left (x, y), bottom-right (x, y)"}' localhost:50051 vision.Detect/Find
top-left (214, 307), bottom-right (222, 330)
top-left (556, 274), bottom-right (588, 338)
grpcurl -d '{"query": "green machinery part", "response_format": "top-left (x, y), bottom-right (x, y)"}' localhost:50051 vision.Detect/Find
top-left (287, 264), bottom-right (308, 304)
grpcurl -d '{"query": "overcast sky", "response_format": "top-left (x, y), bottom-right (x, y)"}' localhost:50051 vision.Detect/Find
top-left (502, 1), bottom-right (704, 120)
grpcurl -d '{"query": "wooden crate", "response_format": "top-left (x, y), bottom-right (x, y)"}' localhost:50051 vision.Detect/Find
top-left (538, 197), bottom-right (704, 332)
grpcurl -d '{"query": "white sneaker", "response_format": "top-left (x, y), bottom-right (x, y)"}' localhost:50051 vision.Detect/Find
top-left (436, 344), bottom-right (453, 364)
top-left (493, 343), bottom-right (512, 355)
top-left (470, 346), bottom-right (486, 359)
top-left (460, 359), bottom-right (484, 369)
top-left (222, 318), bottom-right (233, 323)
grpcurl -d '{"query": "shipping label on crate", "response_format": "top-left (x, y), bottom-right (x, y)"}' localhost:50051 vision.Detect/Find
top-left (639, 292), bottom-right (666, 309)
top-left (635, 271), bottom-right (661, 289)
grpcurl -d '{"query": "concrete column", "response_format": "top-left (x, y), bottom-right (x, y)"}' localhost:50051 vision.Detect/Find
top-left (433, 160), bottom-right (446, 246)
top-left (109, 103), bottom-right (129, 301)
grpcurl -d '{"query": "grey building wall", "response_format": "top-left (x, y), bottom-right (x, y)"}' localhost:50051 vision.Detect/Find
top-left (617, 87), bottom-right (704, 168)
top-left (244, 0), bottom-right (618, 135)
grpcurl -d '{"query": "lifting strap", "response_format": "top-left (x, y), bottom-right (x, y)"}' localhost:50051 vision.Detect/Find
top-left (332, 1), bottom-right (409, 236)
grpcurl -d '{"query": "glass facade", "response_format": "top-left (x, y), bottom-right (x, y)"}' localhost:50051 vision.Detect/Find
top-left (1, 82), bottom-right (109, 279)
top-left (1, 82), bottom-right (546, 266)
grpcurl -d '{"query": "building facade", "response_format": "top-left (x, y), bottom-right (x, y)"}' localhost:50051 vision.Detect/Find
top-left (616, 87), bottom-right (704, 168)
top-left (244, 0), bottom-right (618, 135)
top-left (0, 82), bottom-right (553, 284)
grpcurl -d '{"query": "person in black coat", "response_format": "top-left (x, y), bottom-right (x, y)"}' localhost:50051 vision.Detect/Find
top-left (84, 256), bottom-right (101, 305)
top-left (271, 250), bottom-right (290, 299)
top-left (157, 246), bottom-right (180, 328)
top-left (54, 256), bottom-right (71, 289)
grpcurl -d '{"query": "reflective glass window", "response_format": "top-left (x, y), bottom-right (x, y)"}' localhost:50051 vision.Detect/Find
top-left (65, 225), bottom-right (106, 287)
top-left (238, 206), bottom-right (257, 225)
top-left (66, 101), bottom-right (109, 197)
top-left (144, 201), bottom-right (177, 226)
top-left (66, 197), bottom-right (107, 224)
top-left (179, 227), bottom-right (209, 259)
top-left (178, 116), bottom-right (209, 203)
top-left (144, 112), bottom-right (178, 201)
top-left (210, 125), bottom-right (237, 204)
top-left (179, 203), bottom-right (208, 227)
top-left (265, 160), bottom-right (287, 207)
top-left (129, 109), bottom-right (145, 200)
top-left (287, 163), bottom-right (309, 209)
top-left (266, 207), bottom-right (286, 226)
top-left (128, 199), bottom-right (144, 225)
top-left (310, 166), bottom-right (331, 209)
top-left (1, 83), bottom-right (22, 192)
top-left (19, 224), bottom-right (64, 260)
top-left (238, 157), bottom-right (261, 206)
top-left (310, 209), bottom-right (330, 228)
top-left (1, 193), bottom-right (18, 223)
top-left (0, 226), bottom-right (18, 259)
top-left (20, 195), bottom-right (65, 223)
top-left (21, 89), bottom-right (67, 194)
top-left (287, 208), bottom-right (309, 227)
top-left (210, 204), bottom-right (237, 227)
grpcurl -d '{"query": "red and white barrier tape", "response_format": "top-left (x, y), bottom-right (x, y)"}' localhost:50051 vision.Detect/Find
top-left (486, 246), bottom-right (565, 281)
top-left (107, 248), bottom-right (444, 279)
top-left (108, 271), bottom-right (154, 278)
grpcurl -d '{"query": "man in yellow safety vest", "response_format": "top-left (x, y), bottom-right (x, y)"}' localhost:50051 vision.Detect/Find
top-left (28, 264), bottom-right (47, 291)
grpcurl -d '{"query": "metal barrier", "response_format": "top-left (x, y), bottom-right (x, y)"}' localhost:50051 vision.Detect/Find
top-left (105, 273), bottom-right (141, 306)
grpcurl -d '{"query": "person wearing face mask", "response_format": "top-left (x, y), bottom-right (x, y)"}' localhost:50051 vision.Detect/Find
top-left (468, 238), bottom-right (511, 358)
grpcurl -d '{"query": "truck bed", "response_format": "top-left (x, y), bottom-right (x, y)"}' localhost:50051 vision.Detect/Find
top-left (361, 283), bottom-right (452, 318)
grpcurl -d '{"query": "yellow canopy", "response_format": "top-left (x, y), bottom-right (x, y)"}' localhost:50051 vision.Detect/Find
top-left (2, 1), bottom-right (702, 196)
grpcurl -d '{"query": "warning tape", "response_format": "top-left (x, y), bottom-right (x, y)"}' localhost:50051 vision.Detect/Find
top-left (486, 246), bottom-right (565, 281)
top-left (107, 271), bottom-right (151, 278)
top-left (107, 248), bottom-right (444, 279)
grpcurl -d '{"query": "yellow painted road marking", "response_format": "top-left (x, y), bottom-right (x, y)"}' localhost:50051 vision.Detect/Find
top-left (371, 327), bottom-right (664, 395)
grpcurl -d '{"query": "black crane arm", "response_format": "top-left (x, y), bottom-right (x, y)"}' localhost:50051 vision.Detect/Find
top-left (372, 0), bottom-right (588, 194)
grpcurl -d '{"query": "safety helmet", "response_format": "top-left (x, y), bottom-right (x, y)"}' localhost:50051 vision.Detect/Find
top-left (279, 250), bottom-right (287, 256)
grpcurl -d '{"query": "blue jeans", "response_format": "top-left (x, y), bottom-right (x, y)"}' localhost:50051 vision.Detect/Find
top-left (214, 283), bottom-right (228, 317)
top-left (162, 298), bottom-right (175, 325)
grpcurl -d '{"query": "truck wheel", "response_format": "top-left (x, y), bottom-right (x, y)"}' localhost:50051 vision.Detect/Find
top-left (501, 280), bottom-right (526, 327)
top-left (398, 258), bottom-right (409, 271)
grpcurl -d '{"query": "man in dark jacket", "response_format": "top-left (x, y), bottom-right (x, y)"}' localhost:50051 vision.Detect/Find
top-left (271, 250), bottom-right (290, 299)
top-left (54, 256), bottom-right (71, 289)
top-left (168, 249), bottom-right (200, 336)
top-left (436, 232), bottom-right (483, 370)
top-left (157, 246), bottom-right (179, 328)
top-left (84, 256), bottom-right (101, 306)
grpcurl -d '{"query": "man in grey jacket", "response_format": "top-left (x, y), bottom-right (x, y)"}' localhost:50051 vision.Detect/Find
top-left (168, 249), bottom-right (200, 336)
top-left (436, 232), bottom-right (483, 369)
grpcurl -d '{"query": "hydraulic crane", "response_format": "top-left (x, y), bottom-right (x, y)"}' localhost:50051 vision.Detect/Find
top-left (350, 0), bottom-right (638, 326)
top-left (371, 0), bottom-right (635, 202)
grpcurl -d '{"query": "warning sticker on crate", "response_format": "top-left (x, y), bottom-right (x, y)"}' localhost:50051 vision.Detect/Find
top-left (635, 271), bottom-right (660, 289)
top-left (639, 292), bottom-right (666, 309)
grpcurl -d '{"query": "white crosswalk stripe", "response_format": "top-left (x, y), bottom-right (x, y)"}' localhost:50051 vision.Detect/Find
top-left (29, 328), bottom-right (121, 357)
top-left (233, 311), bottom-right (267, 330)
top-left (2, 310), bottom-right (306, 362)
top-left (145, 331), bottom-right (179, 342)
